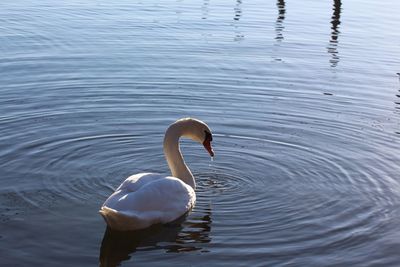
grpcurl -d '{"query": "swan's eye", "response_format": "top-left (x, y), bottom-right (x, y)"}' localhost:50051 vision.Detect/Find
top-left (204, 130), bottom-right (213, 142)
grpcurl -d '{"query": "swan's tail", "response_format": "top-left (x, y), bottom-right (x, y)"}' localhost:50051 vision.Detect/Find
top-left (99, 206), bottom-right (148, 231)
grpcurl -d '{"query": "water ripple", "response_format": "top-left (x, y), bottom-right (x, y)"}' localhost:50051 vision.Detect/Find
top-left (1, 0), bottom-right (400, 265)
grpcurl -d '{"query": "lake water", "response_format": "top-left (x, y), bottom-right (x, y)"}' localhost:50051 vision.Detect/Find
top-left (1, 0), bottom-right (400, 266)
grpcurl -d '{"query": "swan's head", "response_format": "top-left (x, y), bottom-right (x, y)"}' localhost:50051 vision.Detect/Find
top-left (174, 118), bottom-right (214, 157)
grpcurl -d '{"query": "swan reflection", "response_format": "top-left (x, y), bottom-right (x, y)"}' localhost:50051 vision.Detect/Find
top-left (99, 207), bottom-right (212, 267)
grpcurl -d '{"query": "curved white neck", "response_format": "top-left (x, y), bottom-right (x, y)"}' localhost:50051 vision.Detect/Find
top-left (163, 124), bottom-right (195, 189)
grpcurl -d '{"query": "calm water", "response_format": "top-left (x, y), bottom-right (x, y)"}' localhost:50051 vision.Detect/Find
top-left (1, 0), bottom-right (400, 266)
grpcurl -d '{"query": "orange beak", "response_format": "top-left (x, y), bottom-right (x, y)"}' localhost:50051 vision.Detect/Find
top-left (203, 140), bottom-right (214, 157)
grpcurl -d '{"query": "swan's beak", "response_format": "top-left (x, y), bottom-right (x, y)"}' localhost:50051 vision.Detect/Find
top-left (203, 140), bottom-right (214, 157)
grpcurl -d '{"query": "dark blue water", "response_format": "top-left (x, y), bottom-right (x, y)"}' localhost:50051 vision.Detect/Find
top-left (1, 0), bottom-right (400, 266)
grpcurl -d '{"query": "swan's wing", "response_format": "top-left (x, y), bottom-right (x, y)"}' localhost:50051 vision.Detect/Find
top-left (101, 176), bottom-right (195, 231)
top-left (103, 173), bottom-right (163, 209)
top-left (115, 172), bottom-right (163, 192)
top-left (118, 177), bottom-right (195, 213)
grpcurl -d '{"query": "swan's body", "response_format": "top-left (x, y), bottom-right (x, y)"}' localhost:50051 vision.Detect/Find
top-left (100, 118), bottom-right (214, 231)
top-left (100, 173), bottom-right (195, 231)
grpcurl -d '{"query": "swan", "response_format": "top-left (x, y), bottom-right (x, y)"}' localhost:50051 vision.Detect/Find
top-left (99, 118), bottom-right (214, 231)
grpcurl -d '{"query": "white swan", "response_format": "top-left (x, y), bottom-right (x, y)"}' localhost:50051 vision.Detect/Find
top-left (100, 118), bottom-right (214, 231)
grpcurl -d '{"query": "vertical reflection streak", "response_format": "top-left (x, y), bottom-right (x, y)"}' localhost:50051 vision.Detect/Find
top-left (273, 0), bottom-right (285, 62)
top-left (328, 0), bottom-right (342, 67)
top-left (234, 0), bottom-right (242, 21)
top-left (275, 0), bottom-right (286, 41)
top-left (395, 74), bottom-right (400, 135)
top-left (202, 0), bottom-right (209, 20)
top-left (233, 0), bottom-right (244, 41)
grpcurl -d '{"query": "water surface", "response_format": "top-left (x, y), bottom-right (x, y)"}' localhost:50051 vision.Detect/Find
top-left (1, 0), bottom-right (400, 266)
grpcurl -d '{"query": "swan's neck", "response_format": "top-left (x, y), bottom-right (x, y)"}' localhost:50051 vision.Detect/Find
top-left (163, 125), bottom-right (195, 189)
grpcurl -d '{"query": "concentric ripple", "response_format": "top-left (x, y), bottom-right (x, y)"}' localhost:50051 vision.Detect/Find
top-left (191, 128), bottom-right (400, 265)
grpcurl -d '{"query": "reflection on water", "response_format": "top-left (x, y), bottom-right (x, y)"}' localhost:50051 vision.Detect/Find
top-left (275, 0), bottom-right (286, 41)
top-left (202, 0), bottom-right (209, 20)
top-left (327, 0), bottom-right (342, 67)
top-left (396, 74), bottom-right (400, 110)
top-left (396, 74), bottom-right (400, 135)
top-left (233, 0), bottom-right (244, 41)
top-left (234, 0), bottom-right (242, 21)
top-left (273, 0), bottom-right (285, 61)
top-left (100, 209), bottom-right (212, 267)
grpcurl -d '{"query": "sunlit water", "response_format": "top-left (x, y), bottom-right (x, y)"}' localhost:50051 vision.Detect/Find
top-left (1, 0), bottom-right (400, 266)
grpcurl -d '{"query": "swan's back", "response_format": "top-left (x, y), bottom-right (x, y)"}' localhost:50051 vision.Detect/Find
top-left (100, 173), bottom-right (195, 231)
